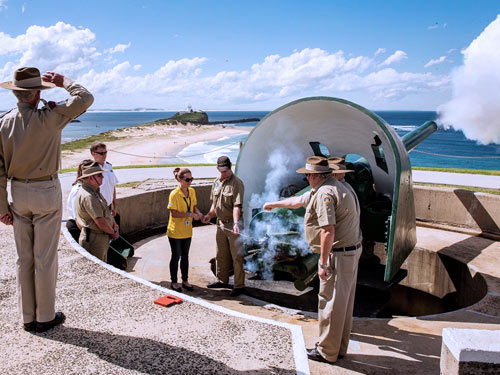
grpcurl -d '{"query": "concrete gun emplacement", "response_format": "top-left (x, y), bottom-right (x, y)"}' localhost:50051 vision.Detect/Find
top-left (235, 97), bottom-right (437, 291)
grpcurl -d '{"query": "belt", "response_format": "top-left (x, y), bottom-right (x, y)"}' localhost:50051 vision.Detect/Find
top-left (331, 242), bottom-right (362, 252)
top-left (217, 218), bottom-right (234, 224)
top-left (12, 174), bottom-right (58, 183)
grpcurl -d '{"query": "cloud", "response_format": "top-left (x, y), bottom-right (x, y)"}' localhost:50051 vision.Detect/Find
top-left (424, 56), bottom-right (447, 68)
top-left (0, 0), bottom-right (7, 11)
top-left (104, 42), bottom-right (131, 54)
top-left (0, 22), bottom-right (449, 110)
top-left (381, 50), bottom-right (407, 66)
top-left (438, 14), bottom-right (500, 144)
top-left (0, 22), bottom-right (100, 77)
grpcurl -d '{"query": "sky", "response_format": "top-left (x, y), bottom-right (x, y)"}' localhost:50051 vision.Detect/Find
top-left (1, 0), bottom-right (500, 123)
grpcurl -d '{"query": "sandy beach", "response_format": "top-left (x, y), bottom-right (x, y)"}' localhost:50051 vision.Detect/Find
top-left (61, 122), bottom-right (252, 169)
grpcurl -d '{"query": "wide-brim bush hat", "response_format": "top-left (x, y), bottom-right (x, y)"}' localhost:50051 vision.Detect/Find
top-left (0, 67), bottom-right (55, 91)
top-left (77, 165), bottom-right (108, 181)
top-left (327, 157), bottom-right (345, 166)
top-left (296, 156), bottom-right (331, 174)
top-left (330, 163), bottom-right (354, 174)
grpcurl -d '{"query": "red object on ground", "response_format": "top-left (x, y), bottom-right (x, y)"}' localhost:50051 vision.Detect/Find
top-left (154, 295), bottom-right (183, 307)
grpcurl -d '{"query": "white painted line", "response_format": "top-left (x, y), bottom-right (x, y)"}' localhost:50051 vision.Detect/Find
top-left (62, 227), bottom-right (310, 375)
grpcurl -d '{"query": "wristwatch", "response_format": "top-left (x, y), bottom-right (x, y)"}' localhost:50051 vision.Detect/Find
top-left (319, 261), bottom-right (328, 269)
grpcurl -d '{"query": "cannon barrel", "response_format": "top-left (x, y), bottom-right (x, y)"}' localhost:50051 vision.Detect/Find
top-left (402, 121), bottom-right (438, 152)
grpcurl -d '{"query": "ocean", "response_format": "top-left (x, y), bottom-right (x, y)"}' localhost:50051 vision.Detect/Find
top-left (57, 110), bottom-right (499, 171)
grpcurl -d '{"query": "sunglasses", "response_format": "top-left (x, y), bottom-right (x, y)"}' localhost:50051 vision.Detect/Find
top-left (183, 177), bottom-right (193, 182)
top-left (93, 151), bottom-right (107, 155)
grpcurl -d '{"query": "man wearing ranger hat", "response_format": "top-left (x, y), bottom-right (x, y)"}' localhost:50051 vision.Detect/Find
top-left (0, 67), bottom-right (93, 332)
top-left (264, 156), bottom-right (362, 364)
top-left (75, 163), bottom-right (119, 262)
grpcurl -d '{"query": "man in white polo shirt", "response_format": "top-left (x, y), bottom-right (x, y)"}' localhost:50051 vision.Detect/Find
top-left (90, 142), bottom-right (119, 224)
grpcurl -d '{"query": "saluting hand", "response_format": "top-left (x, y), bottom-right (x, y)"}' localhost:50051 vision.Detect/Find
top-left (42, 72), bottom-right (65, 88)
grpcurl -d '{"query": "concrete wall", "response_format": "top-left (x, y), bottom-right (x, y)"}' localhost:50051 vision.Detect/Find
top-left (441, 328), bottom-right (500, 374)
top-left (414, 186), bottom-right (500, 237)
top-left (117, 184), bottom-right (500, 238)
top-left (118, 184), bottom-right (213, 237)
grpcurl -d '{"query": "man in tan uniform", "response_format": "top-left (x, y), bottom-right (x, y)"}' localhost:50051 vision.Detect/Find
top-left (0, 67), bottom-right (93, 332)
top-left (202, 156), bottom-right (245, 297)
top-left (264, 156), bottom-right (362, 364)
top-left (75, 164), bottom-right (118, 262)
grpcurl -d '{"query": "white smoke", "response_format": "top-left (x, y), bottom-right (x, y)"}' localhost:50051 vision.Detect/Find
top-left (248, 146), bottom-right (304, 209)
top-left (438, 15), bottom-right (500, 145)
top-left (244, 146), bottom-right (310, 280)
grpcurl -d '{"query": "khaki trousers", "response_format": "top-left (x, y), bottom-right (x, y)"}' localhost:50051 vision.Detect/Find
top-left (79, 229), bottom-right (109, 262)
top-left (317, 246), bottom-right (362, 362)
top-left (11, 179), bottom-right (62, 324)
top-left (215, 221), bottom-right (245, 288)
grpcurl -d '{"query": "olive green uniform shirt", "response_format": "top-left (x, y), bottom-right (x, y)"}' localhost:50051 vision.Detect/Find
top-left (0, 79), bottom-right (94, 214)
top-left (210, 173), bottom-right (244, 221)
top-left (304, 176), bottom-right (361, 253)
top-left (75, 182), bottom-right (115, 233)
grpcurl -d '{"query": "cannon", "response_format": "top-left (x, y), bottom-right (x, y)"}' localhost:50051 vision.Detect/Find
top-left (235, 97), bottom-right (437, 290)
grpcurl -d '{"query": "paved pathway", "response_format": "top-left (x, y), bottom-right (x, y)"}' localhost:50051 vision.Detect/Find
top-left (412, 170), bottom-right (499, 189)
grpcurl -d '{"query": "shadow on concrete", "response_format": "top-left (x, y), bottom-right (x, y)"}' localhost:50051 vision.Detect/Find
top-left (126, 256), bottom-right (142, 271)
top-left (40, 326), bottom-right (296, 375)
top-left (438, 234), bottom-right (496, 264)
top-left (434, 237), bottom-right (490, 311)
top-left (411, 235), bottom-right (500, 324)
top-left (152, 280), bottom-right (314, 313)
top-left (154, 280), bottom-right (239, 299)
top-left (454, 189), bottom-right (500, 236)
top-left (336, 321), bottom-right (441, 374)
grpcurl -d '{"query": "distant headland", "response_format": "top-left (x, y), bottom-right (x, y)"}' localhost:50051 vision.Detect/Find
top-left (163, 108), bottom-right (260, 125)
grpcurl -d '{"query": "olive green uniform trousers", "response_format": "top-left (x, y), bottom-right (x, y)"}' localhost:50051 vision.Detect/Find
top-left (79, 229), bottom-right (109, 262)
top-left (215, 220), bottom-right (245, 288)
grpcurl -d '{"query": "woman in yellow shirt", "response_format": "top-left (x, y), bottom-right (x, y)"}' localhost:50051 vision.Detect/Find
top-left (167, 167), bottom-right (203, 292)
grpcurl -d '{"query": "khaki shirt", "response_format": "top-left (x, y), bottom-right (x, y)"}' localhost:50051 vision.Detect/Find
top-left (75, 182), bottom-right (115, 234)
top-left (0, 79), bottom-right (94, 213)
top-left (210, 172), bottom-right (244, 221)
top-left (304, 176), bottom-right (361, 253)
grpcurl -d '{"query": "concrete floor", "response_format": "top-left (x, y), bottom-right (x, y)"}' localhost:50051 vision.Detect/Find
top-left (129, 224), bottom-right (500, 374)
top-left (3, 174), bottom-right (496, 374)
top-left (0, 225), bottom-right (307, 375)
